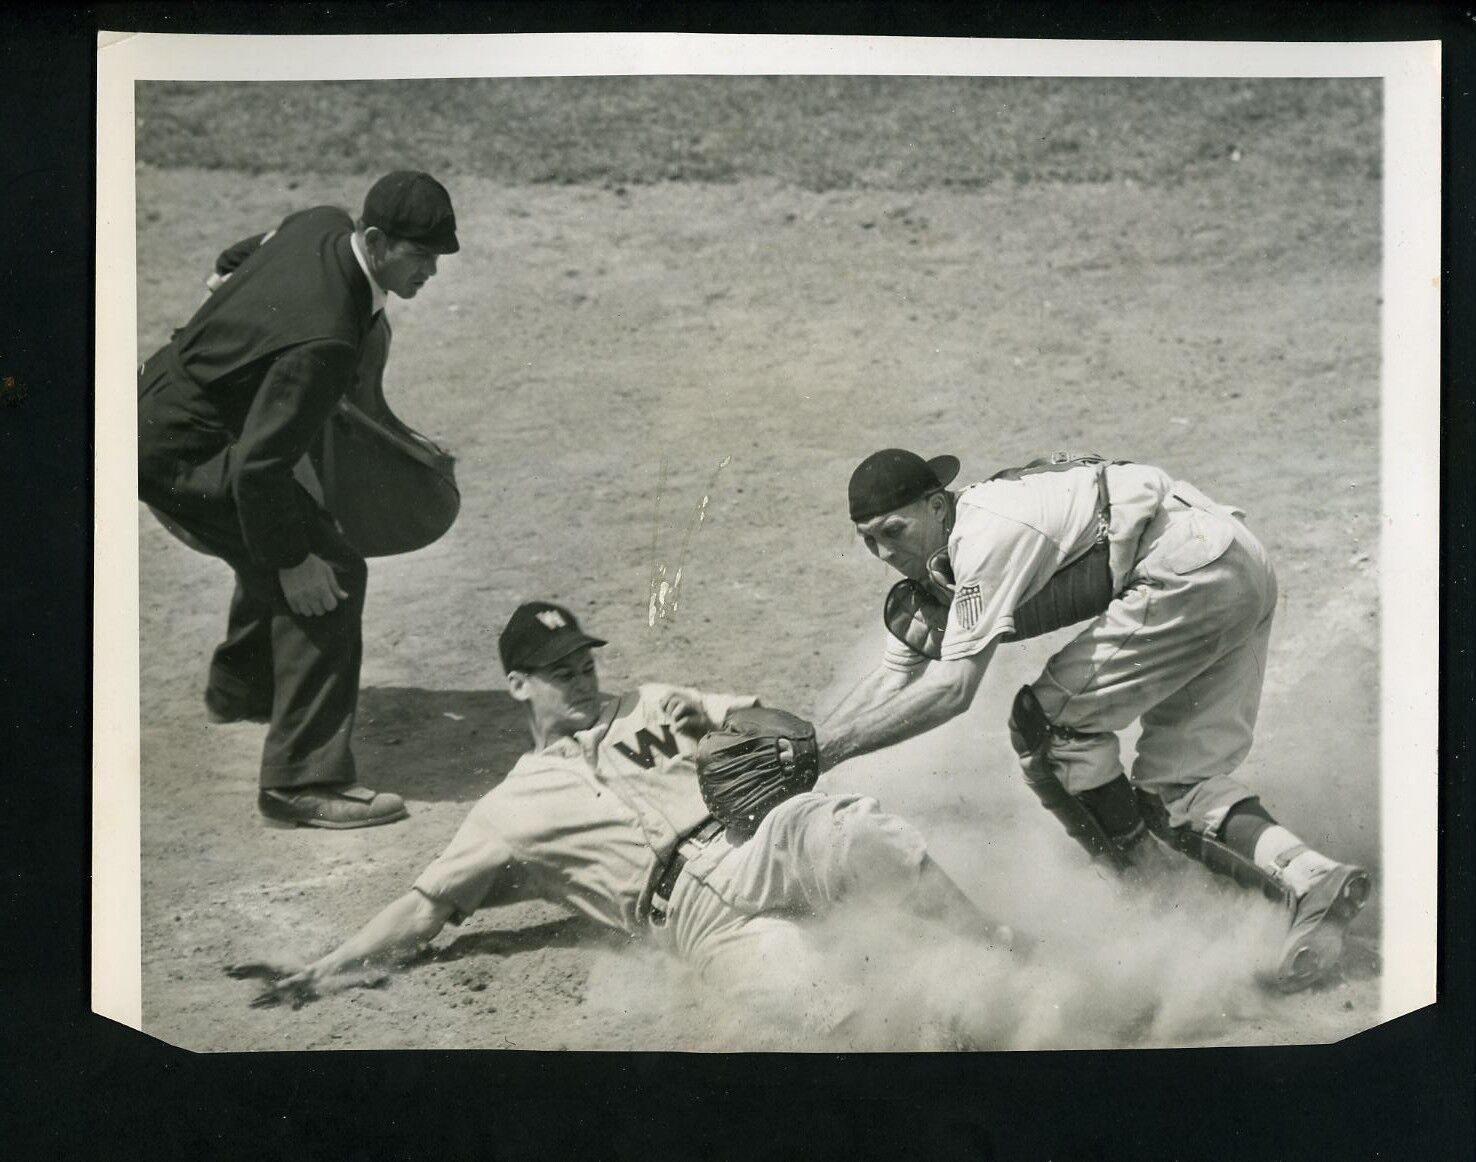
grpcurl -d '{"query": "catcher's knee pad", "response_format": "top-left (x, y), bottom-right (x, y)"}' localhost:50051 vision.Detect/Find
top-left (1007, 686), bottom-right (1146, 869)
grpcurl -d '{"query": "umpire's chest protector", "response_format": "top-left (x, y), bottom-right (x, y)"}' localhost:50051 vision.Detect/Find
top-left (311, 314), bottom-right (460, 557)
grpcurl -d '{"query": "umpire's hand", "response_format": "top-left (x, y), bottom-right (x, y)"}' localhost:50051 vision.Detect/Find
top-left (279, 553), bottom-right (350, 617)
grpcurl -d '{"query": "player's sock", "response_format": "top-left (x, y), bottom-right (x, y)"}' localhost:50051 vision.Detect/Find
top-left (1220, 797), bottom-right (1276, 856)
top-left (1077, 775), bottom-right (1146, 846)
top-left (1222, 799), bottom-right (1339, 899)
top-left (1251, 826), bottom-right (1341, 898)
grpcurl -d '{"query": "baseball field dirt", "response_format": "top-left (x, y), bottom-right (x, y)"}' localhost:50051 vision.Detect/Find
top-left (131, 77), bottom-right (1382, 1051)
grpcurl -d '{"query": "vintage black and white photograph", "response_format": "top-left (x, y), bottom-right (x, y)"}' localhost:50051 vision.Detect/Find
top-left (94, 34), bottom-right (1439, 1052)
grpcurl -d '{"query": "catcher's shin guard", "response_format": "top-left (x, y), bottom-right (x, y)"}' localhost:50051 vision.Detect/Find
top-left (1007, 686), bottom-right (1146, 871)
top-left (1134, 792), bottom-right (1295, 909)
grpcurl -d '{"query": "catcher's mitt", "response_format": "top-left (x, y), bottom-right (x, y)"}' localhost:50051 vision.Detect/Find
top-left (884, 579), bottom-right (948, 661)
top-left (696, 707), bottom-right (822, 836)
top-left (883, 547), bottom-right (955, 661)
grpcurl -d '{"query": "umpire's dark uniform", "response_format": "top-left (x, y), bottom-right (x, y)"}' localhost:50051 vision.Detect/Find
top-left (138, 173), bottom-right (458, 828)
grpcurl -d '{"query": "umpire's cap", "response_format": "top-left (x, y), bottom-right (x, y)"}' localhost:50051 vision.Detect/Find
top-left (848, 449), bottom-right (961, 522)
top-left (499, 601), bottom-right (607, 673)
top-left (363, 171), bottom-right (460, 254)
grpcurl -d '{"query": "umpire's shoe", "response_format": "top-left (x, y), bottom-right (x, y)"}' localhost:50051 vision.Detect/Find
top-left (1273, 862), bottom-right (1371, 992)
top-left (259, 784), bottom-right (408, 829)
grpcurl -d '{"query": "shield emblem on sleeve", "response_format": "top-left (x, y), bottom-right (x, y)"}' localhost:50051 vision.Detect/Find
top-left (950, 587), bottom-right (985, 631)
top-left (954, 584), bottom-right (983, 631)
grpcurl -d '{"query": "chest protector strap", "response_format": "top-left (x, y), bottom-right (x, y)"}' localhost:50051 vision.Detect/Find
top-left (883, 452), bottom-right (1121, 659)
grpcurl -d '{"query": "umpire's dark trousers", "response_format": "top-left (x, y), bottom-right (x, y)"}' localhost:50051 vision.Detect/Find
top-left (138, 348), bottom-right (365, 790)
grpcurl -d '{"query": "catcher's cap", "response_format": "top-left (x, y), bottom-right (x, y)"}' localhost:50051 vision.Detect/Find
top-left (362, 171), bottom-right (460, 254)
top-left (499, 601), bottom-right (607, 673)
top-left (848, 448), bottom-right (961, 522)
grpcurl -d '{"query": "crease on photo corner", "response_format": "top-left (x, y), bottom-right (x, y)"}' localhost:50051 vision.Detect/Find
top-left (98, 31), bottom-right (140, 51)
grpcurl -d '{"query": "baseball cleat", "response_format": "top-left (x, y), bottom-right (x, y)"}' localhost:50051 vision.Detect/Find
top-left (259, 784), bottom-right (408, 829)
top-left (1272, 862), bottom-right (1371, 993)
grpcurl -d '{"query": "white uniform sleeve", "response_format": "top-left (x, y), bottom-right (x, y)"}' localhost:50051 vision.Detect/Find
top-left (939, 510), bottom-right (1064, 660)
top-left (411, 788), bottom-right (530, 922)
top-left (882, 631), bottom-right (930, 674)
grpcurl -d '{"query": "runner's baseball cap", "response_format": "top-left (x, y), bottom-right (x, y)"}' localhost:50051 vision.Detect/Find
top-left (499, 601), bottom-right (607, 673)
top-left (848, 449), bottom-right (961, 522)
top-left (362, 171), bottom-right (460, 254)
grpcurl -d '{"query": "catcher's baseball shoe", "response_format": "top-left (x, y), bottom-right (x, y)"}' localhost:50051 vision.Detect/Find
top-left (1273, 862), bottom-right (1371, 993)
top-left (259, 784), bottom-right (408, 829)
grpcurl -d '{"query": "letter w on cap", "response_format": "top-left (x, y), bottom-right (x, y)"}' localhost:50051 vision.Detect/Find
top-left (536, 610), bottom-right (567, 630)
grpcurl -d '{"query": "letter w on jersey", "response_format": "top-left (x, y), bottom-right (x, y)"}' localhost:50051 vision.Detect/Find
top-left (614, 725), bottom-right (681, 769)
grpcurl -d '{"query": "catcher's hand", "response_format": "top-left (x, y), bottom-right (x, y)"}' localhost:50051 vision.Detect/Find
top-left (695, 707), bottom-right (822, 835)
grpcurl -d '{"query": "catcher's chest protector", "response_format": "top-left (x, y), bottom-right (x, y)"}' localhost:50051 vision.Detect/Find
top-left (884, 452), bottom-right (1122, 658)
top-left (993, 453), bottom-right (1117, 642)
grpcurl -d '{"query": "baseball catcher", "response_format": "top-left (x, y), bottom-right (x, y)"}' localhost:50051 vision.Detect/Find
top-left (819, 447), bottom-right (1371, 993)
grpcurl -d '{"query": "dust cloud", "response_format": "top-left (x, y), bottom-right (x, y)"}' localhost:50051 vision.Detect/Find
top-left (580, 635), bottom-right (1296, 1051)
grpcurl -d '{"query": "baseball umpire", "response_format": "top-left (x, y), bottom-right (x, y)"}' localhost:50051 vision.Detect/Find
top-left (229, 599), bottom-right (1012, 1028)
top-left (138, 172), bottom-right (459, 829)
top-left (817, 448), bottom-right (1371, 992)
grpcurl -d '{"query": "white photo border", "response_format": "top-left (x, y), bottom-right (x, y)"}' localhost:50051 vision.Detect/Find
top-left (94, 31), bottom-right (1441, 1034)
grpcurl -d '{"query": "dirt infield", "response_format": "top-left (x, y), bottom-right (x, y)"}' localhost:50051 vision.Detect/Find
top-left (133, 78), bottom-right (1381, 1050)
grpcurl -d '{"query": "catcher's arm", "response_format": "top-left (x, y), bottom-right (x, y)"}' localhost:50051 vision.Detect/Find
top-left (818, 639), bottom-right (999, 768)
top-left (228, 889), bottom-right (454, 1008)
top-left (820, 596), bottom-right (936, 728)
top-left (819, 663), bottom-right (919, 730)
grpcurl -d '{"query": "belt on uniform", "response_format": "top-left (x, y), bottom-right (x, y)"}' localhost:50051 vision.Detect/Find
top-left (648, 817), bottom-right (725, 928)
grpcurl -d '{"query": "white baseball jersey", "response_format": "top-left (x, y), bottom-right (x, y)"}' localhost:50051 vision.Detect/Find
top-left (413, 683), bottom-right (755, 932)
top-left (882, 462), bottom-right (1184, 671)
top-left (411, 681), bottom-right (931, 1029)
top-left (878, 458), bottom-right (1273, 839)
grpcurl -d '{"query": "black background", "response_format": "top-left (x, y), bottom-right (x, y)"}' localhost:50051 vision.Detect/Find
top-left (2, 3), bottom-right (1470, 1159)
